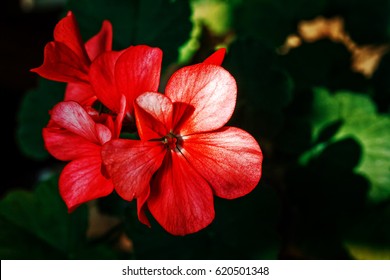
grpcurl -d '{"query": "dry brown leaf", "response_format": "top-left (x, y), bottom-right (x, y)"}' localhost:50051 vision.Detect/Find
top-left (280, 16), bottom-right (389, 78)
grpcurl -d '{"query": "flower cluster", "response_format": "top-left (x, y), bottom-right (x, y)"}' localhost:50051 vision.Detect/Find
top-left (32, 11), bottom-right (263, 236)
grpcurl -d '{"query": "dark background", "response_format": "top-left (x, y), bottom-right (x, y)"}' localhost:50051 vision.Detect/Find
top-left (2, 0), bottom-right (61, 196)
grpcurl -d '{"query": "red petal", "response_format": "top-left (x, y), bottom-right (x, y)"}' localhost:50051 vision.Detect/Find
top-left (137, 187), bottom-right (151, 227)
top-left (101, 139), bottom-right (166, 201)
top-left (147, 151), bottom-right (215, 236)
top-left (171, 102), bottom-right (195, 133)
top-left (64, 82), bottom-right (97, 106)
top-left (50, 101), bottom-right (100, 144)
top-left (59, 155), bottom-right (114, 212)
top-left (95, 123), bottom-right (113, 145)
top-left (89, 51), bottom-right (123, 113)
top-left (134, 92), bottom-right (172, 140)
top-left (114, 95), bottom-right (127, 139)
top-left (203, 48), bottom-right (226, 66)
top-left (85, 20), bottom-right (113, 61)
top-left (181, 127), bottom-right (263, 199)
top-left (115, 45), bottom-right (163, 115)
top-left (165, 64), bottom-right (237, 135)
top-left (43, 126), bottom-right (101, 161)
top-left (54, 11), bottom-right (90, 66)
top-left (31, 42), bottom-right (89, 83)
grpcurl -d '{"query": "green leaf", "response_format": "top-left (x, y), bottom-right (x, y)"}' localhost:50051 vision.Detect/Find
top-left (191, 0), bottom-right (236, 36)
top-left (300, 88), bottom-right (390, 203)
top-left (0, 217), bottom-right (64, 259)
top-left (346, 243), bottom-right (390, 260)
top-left (179, 0), bottom-right (239, 64)
top-left (67, 0), bottom-right (192, 67)
top-left (279, 87), bottom-right (390, 258)
top-left (16, 79), bottom-right (65, 160)
top-left (315, 120), bottom-right (344, 144)
top-left (0, 175), bottom-right (126, 259)
top-left (0, 175), bottom-right (88, 259)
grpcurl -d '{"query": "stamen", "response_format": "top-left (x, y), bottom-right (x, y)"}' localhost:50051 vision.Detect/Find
top-left (163, 133), bottom-right (179, 150)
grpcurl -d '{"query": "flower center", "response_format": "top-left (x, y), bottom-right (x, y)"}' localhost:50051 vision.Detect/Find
top-left (163, 133), bottom-right (179, 150)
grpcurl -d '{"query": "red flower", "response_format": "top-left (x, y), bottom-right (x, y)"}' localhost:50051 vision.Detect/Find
top-left (31, 11), bottom-right (113, 106)
top-left (43, 97), bottom-right (125, 212)
top-left (88, 45), bottom-right (162, 118)
top-left (102, 62), bottom-right (263, 236)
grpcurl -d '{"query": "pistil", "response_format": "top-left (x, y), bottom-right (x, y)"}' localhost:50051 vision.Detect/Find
top-left (163, 132), bottom-right (179, 150)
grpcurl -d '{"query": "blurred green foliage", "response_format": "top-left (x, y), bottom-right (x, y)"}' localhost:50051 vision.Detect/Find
top-left (0, 175), bottom-right (127, 259)
top-left (5, 0), bottom-right (390, 259)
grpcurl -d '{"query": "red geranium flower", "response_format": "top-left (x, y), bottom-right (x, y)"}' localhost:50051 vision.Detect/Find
top-left (88, 45), bottom-right (162, 118)
top-left (43, 97), bottom-right (125, 211)
top-left (102, 62), bottom-right (263, 236)
top-left (31, 11), bottom-right (113, 106)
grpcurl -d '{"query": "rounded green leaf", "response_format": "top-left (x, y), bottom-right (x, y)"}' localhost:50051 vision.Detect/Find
top-left (300, 88), bottom-right (390, 203)
top-left (0, 174), bottom-right (88, 258)
top-left (17, 79), bottom-right (65, 160)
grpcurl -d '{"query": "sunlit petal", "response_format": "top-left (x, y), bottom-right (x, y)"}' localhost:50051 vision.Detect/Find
top-left (134, 92), bottom-right (173, 140)
top-left (165, 64), bottom-right (236, 135)
top-left (182, 127), bottom-right (263, 198)
top-left (50, 101), bottom-right (100, 144)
